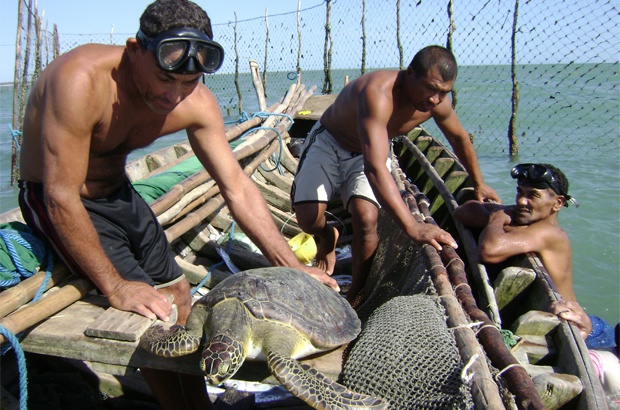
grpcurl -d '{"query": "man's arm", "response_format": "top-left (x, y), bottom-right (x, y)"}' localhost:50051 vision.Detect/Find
top-left (186, 86), bottom-right (338, 290)
top-left (478, 209), bottom-right (556, 263)
top-left (432, 101), bottom-right (500, 203)
top-left (358, 85), bottom-right (457, 250)
top-left (453, 200), bottom-right (507, 229)
top-left (39, 64), bottom-right (172, 320)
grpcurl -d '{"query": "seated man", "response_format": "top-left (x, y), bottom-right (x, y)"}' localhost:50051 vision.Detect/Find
top-left (453, 163), bottom-right (615, 350)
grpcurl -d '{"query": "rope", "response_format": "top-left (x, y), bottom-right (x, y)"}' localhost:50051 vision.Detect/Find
top-left (0, 227), bottom-right (54, 297)
top-left (190, 221), bottom-right (237, 296)
top-left (9, 126), bottom-right (22, 149)
top-left (223, 111), bottom-right (250, 125)
top-left (0, 325), bottom-right (28, 410)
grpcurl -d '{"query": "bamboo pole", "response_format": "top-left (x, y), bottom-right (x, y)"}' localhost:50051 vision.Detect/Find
top-left (322, 0), bottom-right (333, 94)
top-left (508, 0), bottom-right (520, 156)
top-left (0, 277), bottom-right (94, 345)
top-left (410, 183), bottom-right (545, 409)
top-left (164, 127), bottom-right (286, 244)
top-left (396, 0), bottom-right (404, 70)
top-left (32, 4), bottom-right (42, 87)
top-left (233, 12), bottom-right (242, 115)
top-left (263, 8), bottom-right (269, 96)
top-left (392, 166), bottom-right (504, 409)
top-left (296, 0), bottom-right (302, 83)
top-left (250, 60), bottom-right (267, 111)
top-left (447, 0), bottom-right (458, 109)
top-left (149, 102), bottom-right (280, 217)
top-left (0, 264), bottom-right (71, 319)
top-left (361, 0), bottom-right (366, 76)
top-left (11, 0), bottom-right (24, 186)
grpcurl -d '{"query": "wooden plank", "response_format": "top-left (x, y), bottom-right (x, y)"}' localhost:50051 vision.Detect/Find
top-left (84, 306), bottom-right (154, 342)
top-left (294, 94), bottom-right (337, 120)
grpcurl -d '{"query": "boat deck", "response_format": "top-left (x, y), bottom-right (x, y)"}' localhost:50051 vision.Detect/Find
top-left (17, 293), bottom-right (345, 380)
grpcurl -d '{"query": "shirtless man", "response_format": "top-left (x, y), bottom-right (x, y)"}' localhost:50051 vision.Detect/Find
top-left (453, 163), bottom-right (615, 348)
top-left (17, 1), bottom-right (336, 408)
top-left (291, 45), bottom-right (499, 305)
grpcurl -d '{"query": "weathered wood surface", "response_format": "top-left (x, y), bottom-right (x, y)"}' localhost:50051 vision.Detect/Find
top-left (294, 94), bottom-right (337, 120)
top-left (18, 294), bottom-right (345, 380)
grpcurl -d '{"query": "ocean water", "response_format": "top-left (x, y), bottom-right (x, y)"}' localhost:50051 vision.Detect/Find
top-left (0, 65), bottom-right (618, 326)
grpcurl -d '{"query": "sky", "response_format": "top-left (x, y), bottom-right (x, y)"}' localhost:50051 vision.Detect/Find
top-left (0, 0), bottom-right (319, 83)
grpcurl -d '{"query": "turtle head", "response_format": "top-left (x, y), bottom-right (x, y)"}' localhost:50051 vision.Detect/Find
top-left (201, 334), bottom-right (246, 385)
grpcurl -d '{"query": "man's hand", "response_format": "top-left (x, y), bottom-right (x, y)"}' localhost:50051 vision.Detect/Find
top-left (408, 224), bottom-right (458, 251)
top-left (488, 209), bottom-right (513, 227)
top-left (474, 182), bottom-right (501, 204)
top-left (551, 300), bottom-right (593, 341)
top-left (106, 279), bottom-right (173, 321)
top-left (296, 264), bottom-right (340, 292)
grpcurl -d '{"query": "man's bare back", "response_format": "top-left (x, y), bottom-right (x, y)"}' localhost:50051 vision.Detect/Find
top-left (320, 70), bottom-right (437, 153)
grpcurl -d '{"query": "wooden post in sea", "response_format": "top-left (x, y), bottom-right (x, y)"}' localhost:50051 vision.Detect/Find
top-left (361, 0), bottom-right (366, 76)
top-left (52, 24), bottom-right (59, 58)
top-left (322, 0), bottom-right (333, 94)
top-left (396, 0), bottom-right (404, 70)
top-left (233, 13), bottom-right (242, 115)
top-left (11, 0), bottom-right (24, 186)
top-left (446, 0), bottom-right (458, 109)
top-left (262, 7), bottom-right (269, 97)
top-left (296, 0), bottom-right (302, 84)
top-left (508, 0), bottom-right (520, 156)
top-left (32, 5), bottom-right (43, 87)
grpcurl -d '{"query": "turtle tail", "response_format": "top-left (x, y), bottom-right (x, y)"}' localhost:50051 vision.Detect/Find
top-left (267, 351), bottom-right (388, 410)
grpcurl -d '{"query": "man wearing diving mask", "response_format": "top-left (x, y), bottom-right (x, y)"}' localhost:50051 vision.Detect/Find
top-left (18, 1), bottom-right (337, 408)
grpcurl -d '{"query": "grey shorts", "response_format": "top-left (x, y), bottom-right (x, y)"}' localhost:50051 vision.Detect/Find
top-left (291, 121), bottom-right (389, 209)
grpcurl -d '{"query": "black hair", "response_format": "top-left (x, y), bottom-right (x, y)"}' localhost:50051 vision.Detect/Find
top-left (408, 45), bottom-right (458, 82)
top-left (541, 163), bottom-right (570, 197)
top-left (140, 0), bottom-right (213, 39)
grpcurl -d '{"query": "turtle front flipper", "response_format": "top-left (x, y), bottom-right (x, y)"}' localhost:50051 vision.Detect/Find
top-left (267, 351), bottom-right (388, 410)
top-left (139, 324), bottom-right (202, 357)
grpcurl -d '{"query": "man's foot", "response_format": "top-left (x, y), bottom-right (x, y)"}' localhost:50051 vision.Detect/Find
top-left (315, 225), bottom-right (339, 274)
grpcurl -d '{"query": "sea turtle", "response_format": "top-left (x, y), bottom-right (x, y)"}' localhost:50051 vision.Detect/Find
top-left (139, 266), bottom-right (387, 410)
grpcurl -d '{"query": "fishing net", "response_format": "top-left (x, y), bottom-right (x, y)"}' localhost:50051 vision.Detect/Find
top-left (342, 295), bottom-right (472, 409)
top-left (340, 210), bottom-right (473, 409)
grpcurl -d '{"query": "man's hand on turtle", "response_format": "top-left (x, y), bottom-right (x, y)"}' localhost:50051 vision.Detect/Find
top-left (297, 264), bottom-right (340, 292)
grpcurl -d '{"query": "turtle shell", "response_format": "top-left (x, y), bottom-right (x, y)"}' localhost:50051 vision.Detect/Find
top-left (199, 267), bottom-right (360, 348)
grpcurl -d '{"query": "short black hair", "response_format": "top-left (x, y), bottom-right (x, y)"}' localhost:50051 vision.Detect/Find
top-left (140, 0), bottom-right (213, 39)
top-left (408, 45), bottom-right (458, 82)
top-left (541, 163), bottom-right (570, 197)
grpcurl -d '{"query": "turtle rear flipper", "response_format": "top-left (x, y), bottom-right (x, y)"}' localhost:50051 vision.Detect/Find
top-left (267, 351), bottom-right (388, 410)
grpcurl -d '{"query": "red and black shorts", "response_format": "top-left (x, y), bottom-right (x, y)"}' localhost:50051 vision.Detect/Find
top-left (18, 179), bottom-right (183, 288)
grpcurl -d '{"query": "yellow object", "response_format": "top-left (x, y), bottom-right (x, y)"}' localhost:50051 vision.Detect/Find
top-left (288, 232), bottom-right (317, 264)
top-left (297, 110), bottom-right (312, 115)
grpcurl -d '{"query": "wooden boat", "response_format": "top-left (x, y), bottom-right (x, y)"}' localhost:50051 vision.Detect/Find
top-left (0, 85), bottom-right (608, 409)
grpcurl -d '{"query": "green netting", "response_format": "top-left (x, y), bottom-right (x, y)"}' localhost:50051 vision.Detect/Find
top-left (132, 156), bottom-right (203, 204)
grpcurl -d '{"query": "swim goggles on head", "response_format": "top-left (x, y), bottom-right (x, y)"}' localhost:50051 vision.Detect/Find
top-left (510, 163), bottom-right (577, 207)
top-left (136, 27), bottom-right (224, 74)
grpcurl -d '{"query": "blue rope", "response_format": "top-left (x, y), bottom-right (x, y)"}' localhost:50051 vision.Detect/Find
top-left (9, 126), bottom-right (22, 149)
top-left (0, 325), bottom-right (28, 410)
top-left (224, 111), bottom-right (250, 125)
top-left (190, 221), bottom-right (237, 295)
top-left (238, 126), bottom-right (285, 174)
top-left (250, 112), bottom-right (294, 130)
top-left (0, 228), bottom-right (54, 296)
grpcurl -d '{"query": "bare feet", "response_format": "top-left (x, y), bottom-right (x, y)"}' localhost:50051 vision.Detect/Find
top-left (315, 225), bottom-right (339, 274)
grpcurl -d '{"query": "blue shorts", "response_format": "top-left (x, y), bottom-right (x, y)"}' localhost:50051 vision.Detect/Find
top-left (19, 179), bottom-right (183, 288)
top-left (586, 315), bottom-right (617, 349)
